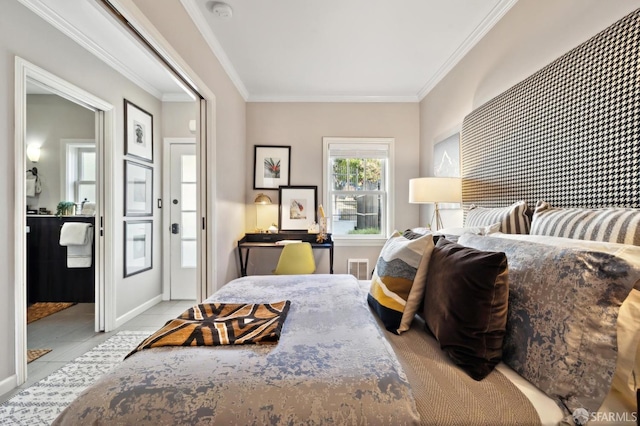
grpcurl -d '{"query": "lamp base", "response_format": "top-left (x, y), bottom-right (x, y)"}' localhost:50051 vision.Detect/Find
top-left (430, 202), bottom-right (444, 231)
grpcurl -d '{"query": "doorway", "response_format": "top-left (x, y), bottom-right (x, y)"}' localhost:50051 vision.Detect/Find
top-left (14, 57), bottom-right (113, 385)
top-left (163, 139), bottom-right (197, 300)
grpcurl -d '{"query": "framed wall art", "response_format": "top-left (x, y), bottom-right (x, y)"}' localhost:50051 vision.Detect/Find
top-left (124, 220), bottom-right (153, 277)
top-left (433, 132), bottom-right (461, 209)
top-left (279, 185), bottom-right (317, 231)
top-left (124, 99), bottom-right (153, 162)
top-left (124, 160), bottom-right (153, 216)
top-left (254, 145), bottom-right (290, 190)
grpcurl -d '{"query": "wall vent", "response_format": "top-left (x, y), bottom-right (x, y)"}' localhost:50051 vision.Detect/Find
top-left (348, 259), bottom-right (369, 280)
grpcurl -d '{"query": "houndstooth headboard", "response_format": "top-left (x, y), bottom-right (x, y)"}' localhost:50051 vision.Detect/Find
top-left (460, 8), bottom-right (640, 212)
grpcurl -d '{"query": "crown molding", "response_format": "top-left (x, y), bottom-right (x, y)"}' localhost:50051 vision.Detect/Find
top-left (247, 94), bottom-right (419, 103)
top-left (17, 0), bottom-right (164, 100)
top-left (417, 0), bottom-right (518, 101)
top-left (162, 92), bottom-right (197, 102)
top-left (180, 0), bottom-right (249, 101)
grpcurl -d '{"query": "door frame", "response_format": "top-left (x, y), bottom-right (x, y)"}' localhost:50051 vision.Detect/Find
top-left (14, 57), bottom-right (114, 385)
top-left (162, 137), bottom-right (196, 300)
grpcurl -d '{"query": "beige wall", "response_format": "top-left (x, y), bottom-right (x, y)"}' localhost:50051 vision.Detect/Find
top-left (133, 0), bottom-right (247, 288)
top-left (245, 102), bottom-right (420, 275)
top-left (419, 0), bottom-right (640, 227)
top-left (161, 101), bottom-right (198, 138)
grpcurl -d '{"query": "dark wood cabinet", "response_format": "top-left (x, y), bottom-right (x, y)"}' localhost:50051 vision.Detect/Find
top-left (27, 216), bottom-right (95, 303)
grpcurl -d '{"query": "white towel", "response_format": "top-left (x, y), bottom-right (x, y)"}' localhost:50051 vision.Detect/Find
top-left (60, 222), bottom-right (92, 246)
top-left (26, 177), bottom-right (36, 197)
top-left (67, 227), bottom-right (93, 268)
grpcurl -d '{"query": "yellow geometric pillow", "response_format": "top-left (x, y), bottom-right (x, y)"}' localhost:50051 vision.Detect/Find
top-left (367, 231), bottom-right (434, 334)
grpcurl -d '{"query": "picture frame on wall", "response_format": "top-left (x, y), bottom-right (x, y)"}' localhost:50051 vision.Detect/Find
top-left (279, 185), bottom-right (317, 231)
top-left (433, 132), bottom-right (461, 209)
top-left (124, 220), bottom-right (153, 277)
top-left (124, 160), bottom-right (153, 216)
top-left (253, 145), bottom-right (291, 190)
top-left (124, 99), bottom-right (153, 163)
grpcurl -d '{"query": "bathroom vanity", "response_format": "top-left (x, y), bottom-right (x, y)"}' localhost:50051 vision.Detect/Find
top-left (26, 215), bottom-right (95, 303)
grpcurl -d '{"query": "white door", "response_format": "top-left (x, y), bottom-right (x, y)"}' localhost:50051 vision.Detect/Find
top-left (170, 143), bottom-right (197, 299)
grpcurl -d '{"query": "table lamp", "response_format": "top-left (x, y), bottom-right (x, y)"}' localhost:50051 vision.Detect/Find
top-left (409, 177), bottom-right (462, 230)
top-left (254, 193), bottom-right (272, 232)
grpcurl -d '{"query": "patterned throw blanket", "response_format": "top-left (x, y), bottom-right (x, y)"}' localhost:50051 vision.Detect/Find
top-left (125, 301), bottom-right (291, 359)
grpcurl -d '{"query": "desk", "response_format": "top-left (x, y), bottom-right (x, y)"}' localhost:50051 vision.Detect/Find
top-left (238, 233), bottom-right (333, 276)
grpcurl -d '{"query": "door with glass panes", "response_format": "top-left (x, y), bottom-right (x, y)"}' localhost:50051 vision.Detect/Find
top-left (169, 143), bottom-right (196, 299)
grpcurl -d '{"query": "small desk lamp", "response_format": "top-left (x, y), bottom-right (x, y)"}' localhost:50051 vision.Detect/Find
top-left (409, 177), bottom-right (462, 231)
top-left (254, 193), bottom-right (272, 232)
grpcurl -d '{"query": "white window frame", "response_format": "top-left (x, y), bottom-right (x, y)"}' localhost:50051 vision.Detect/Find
top-left (322, 137), bottom-right (394, 246)
top-left (61, 139), bottom-right (96, 203)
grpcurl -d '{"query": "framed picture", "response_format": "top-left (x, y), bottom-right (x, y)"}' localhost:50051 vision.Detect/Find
top-left (433, 132), bottom-right (461, 209)
top-left (124, 99), bottom-right (153, 163)
top-left (253, 145), bottom-right (291, 190)
top-left (124, 220), bottom-right (153, 277)
top-left (279, 185), bottom-right (317, 231)
top-left (124, 160), bottom-right (153, 216)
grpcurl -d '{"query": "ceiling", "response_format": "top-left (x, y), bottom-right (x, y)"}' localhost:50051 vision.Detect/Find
top-left (182, 0), bottom-right (517, 102)
top-left (19, 0), bottom-right (517, 103)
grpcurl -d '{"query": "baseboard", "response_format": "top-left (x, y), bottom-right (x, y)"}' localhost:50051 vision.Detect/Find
top-left (0, 374), bottom-right (17, 398)
top-left (114, 294), bottom-right (163, 329)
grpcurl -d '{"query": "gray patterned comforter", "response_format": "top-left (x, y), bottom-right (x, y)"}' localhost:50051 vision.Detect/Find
top-left (54, 274), bottom-right (420, 425)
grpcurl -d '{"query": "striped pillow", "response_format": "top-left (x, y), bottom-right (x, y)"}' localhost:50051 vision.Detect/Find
top-left (531, 201), bottom-right (640, 246)
top-left (465, 201), bottom-right (531, 234)
top-left (368, 231), bottom-right (434, 334)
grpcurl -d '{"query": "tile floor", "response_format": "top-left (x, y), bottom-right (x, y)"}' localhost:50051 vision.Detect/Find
top-left (0, 300), bottom-right (196, 404)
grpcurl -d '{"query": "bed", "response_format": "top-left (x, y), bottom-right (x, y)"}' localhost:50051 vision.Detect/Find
top-left (54, 274), bottom-right (422, 425)
top-left (53, 234), bottom-right (639, 425)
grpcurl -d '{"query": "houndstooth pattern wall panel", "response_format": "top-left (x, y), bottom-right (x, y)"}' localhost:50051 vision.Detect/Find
top-left (460, 9), bottom-right (640, 212)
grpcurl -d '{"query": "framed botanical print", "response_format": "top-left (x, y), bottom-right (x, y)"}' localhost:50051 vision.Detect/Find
top-left (253, 145), bottom-right (291, 190)
top-left (124, 160), bottom-right (153, 216)
top-left (279, 185), bottom-right (317, 231)
top-left (124, 220), bottom-right (153, 277)
top-left (124, 99), bottom-right (153, 163)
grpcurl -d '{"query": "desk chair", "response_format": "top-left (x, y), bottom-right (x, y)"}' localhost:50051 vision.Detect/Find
top-left (273, 242), bottom-right (316, 275)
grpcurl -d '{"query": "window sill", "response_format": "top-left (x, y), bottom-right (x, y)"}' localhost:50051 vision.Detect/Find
top-left (332, 237), bottom-right (387, 247)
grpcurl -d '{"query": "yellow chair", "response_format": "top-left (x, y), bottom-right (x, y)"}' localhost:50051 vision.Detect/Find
top-left (273, 242), bottom-right (316, 275)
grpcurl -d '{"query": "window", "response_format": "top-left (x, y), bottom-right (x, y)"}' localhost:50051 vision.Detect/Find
top-left (323, 137), bottom-right (393, 241)
top-left (64, 141), bottom-right (96, 204)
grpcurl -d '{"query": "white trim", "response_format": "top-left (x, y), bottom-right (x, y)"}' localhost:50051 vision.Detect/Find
top-left (14, 57), bottom-right (114, 386)
top-left (16, 0), bottom-right (164, 100)
top-left (114, 295), bottom-right (163, 329)
top-left (417, 0), bottom-right (518, 100)
top-left (333, 238), bottom-right (387, 248)
top-left (180, 0), bottom-right (249, 101)
top-left (162, 138), bottom-right (196, 301)
top-left (248, 94), bottom-right (419, 103)
top-left (0, 375), bottom-right (17, 397)
top-left (162, 93), bottom-right (197, 103)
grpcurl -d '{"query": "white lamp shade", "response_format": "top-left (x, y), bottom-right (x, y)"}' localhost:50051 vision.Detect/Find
top-left (409, 177), bottom-right (462, 203)
top-left (26, 144), bottom-right (41, 163)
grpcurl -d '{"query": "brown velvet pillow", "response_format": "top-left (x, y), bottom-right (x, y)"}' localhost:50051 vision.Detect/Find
top-left (423, 238), bottom-right (509, 380)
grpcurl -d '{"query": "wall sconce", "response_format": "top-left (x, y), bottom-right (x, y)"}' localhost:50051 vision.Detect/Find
top-left (26, 144), bottom-right (41, 163)
top-left (409, 177), bottom-right (462, 230)
top-left (188, 119), bottom-right (196, 134)
top-left (254, 193), bottom-right (272, 232)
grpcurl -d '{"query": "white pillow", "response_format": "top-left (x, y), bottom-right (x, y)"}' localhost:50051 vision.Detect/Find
top-left (437, 223), bottom-right (501, 237)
